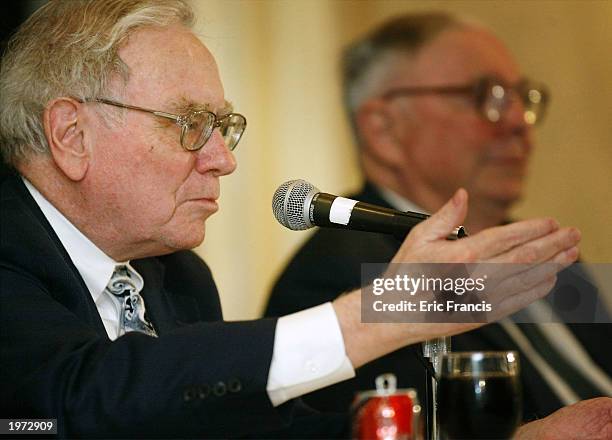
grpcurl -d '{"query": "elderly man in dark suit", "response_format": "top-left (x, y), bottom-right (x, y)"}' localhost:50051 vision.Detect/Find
top-left (0, 1), bottom-right (591, 438)
top-left (266, 12), bottom-right (612, 426)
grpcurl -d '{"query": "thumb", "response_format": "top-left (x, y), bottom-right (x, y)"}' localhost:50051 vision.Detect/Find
top-left (413, 188), bottom-right (468, 243)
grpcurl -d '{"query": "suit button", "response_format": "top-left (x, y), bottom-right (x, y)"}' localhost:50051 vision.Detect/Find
top-left (228, 378), bottom-right (242, 393)
top-left (213, 381), bottom-right (227, 396)
top-left (183, 387), bottom-right (196, 402)
top-left (197, 384), bottom-right (210, 399)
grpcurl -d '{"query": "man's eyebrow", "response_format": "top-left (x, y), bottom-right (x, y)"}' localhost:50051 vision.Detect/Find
top-left (166, 97), bottom-right (233, 115)
top-left (219, 100), bottom-right (234, 115)
top-left (165, 97), bottom-right (205, 114)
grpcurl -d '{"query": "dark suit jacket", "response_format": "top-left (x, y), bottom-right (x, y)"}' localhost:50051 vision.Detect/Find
top-left (266, 182), bottom-right (612, 422)
top-left (0, 171), bottom-right (349, 438)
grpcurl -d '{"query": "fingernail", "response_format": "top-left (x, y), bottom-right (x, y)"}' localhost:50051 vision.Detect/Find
top-left (548, 218), bottom-right (560, 231)
top-left (571, 228), bottom-right (582, 242)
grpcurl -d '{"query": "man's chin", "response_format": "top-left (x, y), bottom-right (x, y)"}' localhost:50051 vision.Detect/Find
top-left (486, 193), bottom-right (522, 219)
top-left (183, 230), bottom-right (207, 251)
top-left (470, 187), bottom-right (522, 217)
top-left (479, 179), bottom-right (524, 205)
top-left (161, 226), bottom-right (207, 253)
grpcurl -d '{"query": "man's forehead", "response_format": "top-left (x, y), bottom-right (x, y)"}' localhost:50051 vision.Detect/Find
top-left (409, 27), bottom-right (522, 84)
top-left (118, 24), bottom-right (226, 110)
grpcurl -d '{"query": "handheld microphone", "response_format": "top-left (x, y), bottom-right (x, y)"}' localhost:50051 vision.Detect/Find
top-left (272, 179), bottom-right (467, 240)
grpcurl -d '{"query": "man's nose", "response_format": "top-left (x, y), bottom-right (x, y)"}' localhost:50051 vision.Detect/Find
top-left (194, 130), bottom-right (237, 176)
top-left (500, 91), bottom-right (530, 135)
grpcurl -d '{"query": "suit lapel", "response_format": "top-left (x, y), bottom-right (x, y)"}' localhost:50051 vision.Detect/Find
top-left (131, 258), bottom-right (176, 334)
top-left (2, 175), bottom-right (107, 335)
top-left (353, 182), bottom-right (406, 253)
top-left (130, 257), bottom-right (208, 334)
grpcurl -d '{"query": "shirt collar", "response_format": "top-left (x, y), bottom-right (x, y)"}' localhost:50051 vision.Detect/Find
top-left (23, 177), bottom-right (121, 303)
top-left (374, 184), bottom-right (429, 215)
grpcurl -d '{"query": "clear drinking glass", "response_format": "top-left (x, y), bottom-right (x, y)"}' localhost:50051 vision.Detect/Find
top-left (437, 351), bottom-right (521, 440)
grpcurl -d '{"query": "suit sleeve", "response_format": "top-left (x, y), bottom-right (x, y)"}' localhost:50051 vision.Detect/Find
top-left (0, 265), bottom-right (294, 439)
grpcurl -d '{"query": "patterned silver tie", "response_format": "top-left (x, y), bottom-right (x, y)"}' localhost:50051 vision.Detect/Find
top-left (105, 265), bottom-right (158, 337)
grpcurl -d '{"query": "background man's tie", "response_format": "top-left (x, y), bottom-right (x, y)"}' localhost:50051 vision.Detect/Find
top-left (105, 265), bottom-right (157, 337)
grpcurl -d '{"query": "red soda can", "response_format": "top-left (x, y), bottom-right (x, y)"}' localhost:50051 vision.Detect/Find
top-left (352, 374), bottom-right (422, 440)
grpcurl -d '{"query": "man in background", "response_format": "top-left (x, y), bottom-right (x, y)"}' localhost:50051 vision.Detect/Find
top-left (266, 12), bottom-right (612, 422)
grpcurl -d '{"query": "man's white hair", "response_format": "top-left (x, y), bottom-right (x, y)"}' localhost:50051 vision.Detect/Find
top-left (341, 12), bottom-right (470, 144)
top-left (0, 0), bottom-right (194, 167)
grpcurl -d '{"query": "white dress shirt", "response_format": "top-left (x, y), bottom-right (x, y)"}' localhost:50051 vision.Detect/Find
top-left (23, 178), bottom-right (355, 407)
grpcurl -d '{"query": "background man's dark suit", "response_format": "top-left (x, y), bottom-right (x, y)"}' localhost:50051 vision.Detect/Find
top-left (266, 182), bottom-right (612, 422)
top-left (0, 169), bottom-right (350, 439)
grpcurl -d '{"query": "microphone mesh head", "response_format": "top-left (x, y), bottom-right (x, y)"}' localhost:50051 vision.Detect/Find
top-left (272, 179), bottom-right (318, 230)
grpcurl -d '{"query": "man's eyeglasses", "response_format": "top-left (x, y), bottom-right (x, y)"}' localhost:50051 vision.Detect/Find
top-left (381, 76), bottom-right (549, 125)
top-left (78, 97), bottom-right (247, 151)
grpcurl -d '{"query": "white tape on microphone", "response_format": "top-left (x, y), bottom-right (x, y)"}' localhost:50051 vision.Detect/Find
top-left (329, 197), bottom-right (358, 225)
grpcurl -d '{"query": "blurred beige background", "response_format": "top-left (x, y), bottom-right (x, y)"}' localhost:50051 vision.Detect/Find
top-left (188, 0), bottom-right (612, 319)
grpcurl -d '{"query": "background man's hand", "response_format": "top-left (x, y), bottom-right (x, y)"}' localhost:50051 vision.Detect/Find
top-left (515, 397), bottom-right (612, 439)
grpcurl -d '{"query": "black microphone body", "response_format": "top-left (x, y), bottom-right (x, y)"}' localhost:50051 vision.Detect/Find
top-left (272, 180), bottom-right (466, 240)
top-left (311, 192), bottom-right (433, 238)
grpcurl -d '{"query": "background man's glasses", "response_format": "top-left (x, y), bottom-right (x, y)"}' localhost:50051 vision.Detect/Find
top-left (381, 76), bottom-right (549, 125)
top-left (78, 97), bottom-right (247, 151)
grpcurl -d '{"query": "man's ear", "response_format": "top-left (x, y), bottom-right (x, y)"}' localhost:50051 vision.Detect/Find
top-left (43, 98), bottom-right (89, 181)
top-left (355, 100), bottom-right (406, 166)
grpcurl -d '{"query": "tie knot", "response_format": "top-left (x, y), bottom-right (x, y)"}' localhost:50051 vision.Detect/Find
top-left (106, 265), bottom-right (142, 297)
top-left (104, 264), bottom-right (157, 337)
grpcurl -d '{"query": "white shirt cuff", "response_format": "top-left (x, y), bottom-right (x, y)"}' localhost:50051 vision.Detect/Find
top-left (266, 302), bottom-right (356, 407)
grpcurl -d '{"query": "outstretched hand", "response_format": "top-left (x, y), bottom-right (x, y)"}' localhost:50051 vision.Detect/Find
top-left (334, 189), bottom-right (581, 369)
